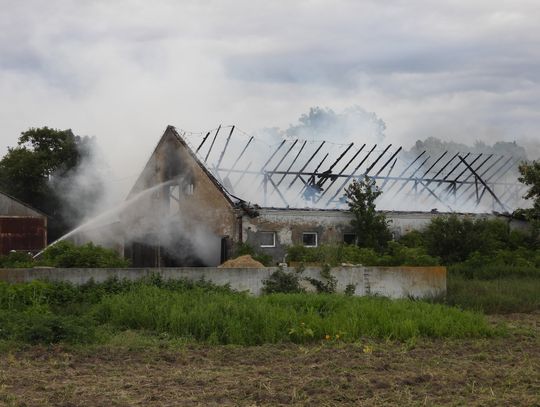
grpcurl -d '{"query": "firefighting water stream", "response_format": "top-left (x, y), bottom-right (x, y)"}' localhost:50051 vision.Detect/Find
top-left (33, 180), bottom-right (176, 258)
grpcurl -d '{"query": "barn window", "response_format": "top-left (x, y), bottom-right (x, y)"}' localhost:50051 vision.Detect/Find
top-left (343, 233), bottom-right (357, 245)
top-left (169, 185), bottom-right (180, 212)
top-left (302, 232), bottom-right (318, 247)
top-left (260, 232), bottom-right (276, 247)
top-left (186, 183), bottom-right (194, 195)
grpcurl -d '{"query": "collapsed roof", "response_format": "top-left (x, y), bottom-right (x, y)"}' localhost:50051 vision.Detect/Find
top-left (176, 125), bottom-right (526, 213)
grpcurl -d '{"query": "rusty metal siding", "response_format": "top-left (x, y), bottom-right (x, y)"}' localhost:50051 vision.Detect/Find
top-left (0, 217), bottom-right (47, 255)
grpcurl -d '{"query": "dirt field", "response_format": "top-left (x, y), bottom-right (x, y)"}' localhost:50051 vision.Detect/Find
top-left (1, 313), bottom-right (538, 407)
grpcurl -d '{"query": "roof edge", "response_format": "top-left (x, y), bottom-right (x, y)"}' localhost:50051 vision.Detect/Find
top-left (0, 190), bottom-right (48, 218)
top-left (168, 126), bottom-right (236, 207)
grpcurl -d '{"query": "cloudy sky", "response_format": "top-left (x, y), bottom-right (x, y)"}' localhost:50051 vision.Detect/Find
top-left (1, 0), bottom-right (539, 186)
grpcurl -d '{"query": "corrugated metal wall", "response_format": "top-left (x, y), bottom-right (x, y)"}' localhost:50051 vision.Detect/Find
top-left (0, 217), bottom-right (47, 255)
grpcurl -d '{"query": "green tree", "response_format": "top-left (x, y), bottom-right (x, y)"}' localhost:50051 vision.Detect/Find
top-left (344, 176), bottom-right (392, 251)
top-left (518, 160), bottom-right (540, 238)
top-left (0, 127), bottom-right (103, 241)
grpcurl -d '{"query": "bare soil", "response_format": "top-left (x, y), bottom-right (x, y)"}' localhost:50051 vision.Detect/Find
top-left (1, 313), bottom-right (538, 407)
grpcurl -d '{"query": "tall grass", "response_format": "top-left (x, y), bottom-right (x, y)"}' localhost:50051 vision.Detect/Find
top-left (0, 277), bottom-right (503, 345)
top-left (94, 287), bottom-right (495, 344)
top-left (446, 275), bottom-right (540, 314)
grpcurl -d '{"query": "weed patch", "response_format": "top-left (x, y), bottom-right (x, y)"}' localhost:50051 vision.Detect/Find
top-left (95, 288), bottom-right (496, 344)
top-left (444, 275), bottom-right (540, 314)
top-left (0, 277), bottom-right (501, 346)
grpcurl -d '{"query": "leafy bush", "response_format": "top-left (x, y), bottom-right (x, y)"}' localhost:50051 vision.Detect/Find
top-left (0, 251), bottom-right (35, 268)
top-left (0, 241), bottom-right (131, 269)
top-left (419, 215), bottom-right (533, 264)
top-left (304, 264), bottom-right (338, 293)
top-left (286, 243), bottom-right (439, 267)
top-left (262, 268), bottom-right (304, 294)
top-left (39, 241), bottom-right (130, 268)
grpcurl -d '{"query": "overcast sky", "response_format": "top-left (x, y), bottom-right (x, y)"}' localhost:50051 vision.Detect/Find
top-left (1, 0), bottom-right (539, 185)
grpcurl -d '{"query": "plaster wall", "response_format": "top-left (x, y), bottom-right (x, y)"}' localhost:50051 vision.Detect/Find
top-left (0, 266), bottom-right (446, 299)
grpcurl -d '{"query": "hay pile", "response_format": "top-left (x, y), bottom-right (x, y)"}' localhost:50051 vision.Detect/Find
top-left (218, 255), bottom-right (265, 268)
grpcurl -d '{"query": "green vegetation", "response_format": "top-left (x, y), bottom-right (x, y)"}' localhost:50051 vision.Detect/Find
top-left (408, 215), bottom-right (537, 265)
top-left (284, 214), bottom-right (539, 314)
top-left (0, 241), bottom-right (129, 268)
top-left (39, 241), bottom-right (130, 268)
top-left (286, 241), bottom-right (439, 266)
top-left (96, 288), bottom-right (494, 344)
top-left (262, 267), bottom-right (304, 294)
top-left (233, 242), bottom-right (273, 266)
top-left (0, 127), bottom-right (104, 240)
top-left (445, 275), bottom-right (540, 314)
top-left (0, 277), bottom-right (496, 346)
top-left (518, 160), bottom-right (540, 236)
top-left (345, 176), bottom-right (392, 251)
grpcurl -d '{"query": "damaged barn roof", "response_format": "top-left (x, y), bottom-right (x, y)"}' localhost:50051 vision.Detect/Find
top-left (170, 125), bottom-right (526, 213)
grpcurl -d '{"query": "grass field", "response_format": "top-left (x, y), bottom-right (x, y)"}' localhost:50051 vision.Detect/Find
top-left (0, 276), bottom-right (539, 406)
top-left (0, 279), bottom-right (497, 346)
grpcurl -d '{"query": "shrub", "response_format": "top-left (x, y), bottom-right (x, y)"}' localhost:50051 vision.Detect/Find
top-left (420, 215), bottom-right (533, 264)
top-left (286, 243), bottom-right (439, 267)
top-left (0, 251), bottom-right (35, 268)
top-left (304, 264), bottom-right (338, 293)
top-left (262, 268), bottom-right (304, 294)
top-left (40, 241), bottom-right (130, 268)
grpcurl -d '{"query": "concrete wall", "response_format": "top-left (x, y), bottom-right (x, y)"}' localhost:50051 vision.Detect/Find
top-left (0, 266), bottom-right (446, 299)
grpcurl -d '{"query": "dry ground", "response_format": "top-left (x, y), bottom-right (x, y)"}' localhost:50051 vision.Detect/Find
top-left (1, 313), bottom-right (538, 407)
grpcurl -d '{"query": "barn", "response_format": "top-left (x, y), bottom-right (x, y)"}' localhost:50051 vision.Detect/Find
top-left (0, 191), bottom-right (47, 255)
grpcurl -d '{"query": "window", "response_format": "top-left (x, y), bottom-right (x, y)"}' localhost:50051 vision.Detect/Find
top-left (343, 233), bottom-right (357, 245)
top-left (302, 232), bottom-right (318, 247)
top-left (185, 183), bottom-right (194, 195)
top-left (259, 231), bottom-right (276, 247)
top-left (169, 185), bottom-right (180, 212)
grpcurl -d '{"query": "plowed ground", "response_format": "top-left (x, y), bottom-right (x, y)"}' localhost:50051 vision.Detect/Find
top-left (1, 313), bottom-right (538, 406)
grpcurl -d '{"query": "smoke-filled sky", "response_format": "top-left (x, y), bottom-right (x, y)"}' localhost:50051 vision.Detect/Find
top-left (1, 0), bottom-right (539, 189)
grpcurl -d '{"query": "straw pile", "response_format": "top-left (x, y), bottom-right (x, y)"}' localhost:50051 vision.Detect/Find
top-left (218, 255), bottom-right (264, 268)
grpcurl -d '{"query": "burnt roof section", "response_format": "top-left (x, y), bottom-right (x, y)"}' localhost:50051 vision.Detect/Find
top-left (174, 125), bottom-right (526, 213)
top-left (167, 126), bottom-right (237, 207)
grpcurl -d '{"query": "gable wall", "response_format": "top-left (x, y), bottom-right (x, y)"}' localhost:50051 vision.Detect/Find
top-left (120, 129), bottom-right (237, 266)
top-left (0, 193), bottom-right (46, 218)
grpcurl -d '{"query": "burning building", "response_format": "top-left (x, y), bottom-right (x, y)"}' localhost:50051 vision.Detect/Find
top-left (82, 125), bottom-right (526, 267)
